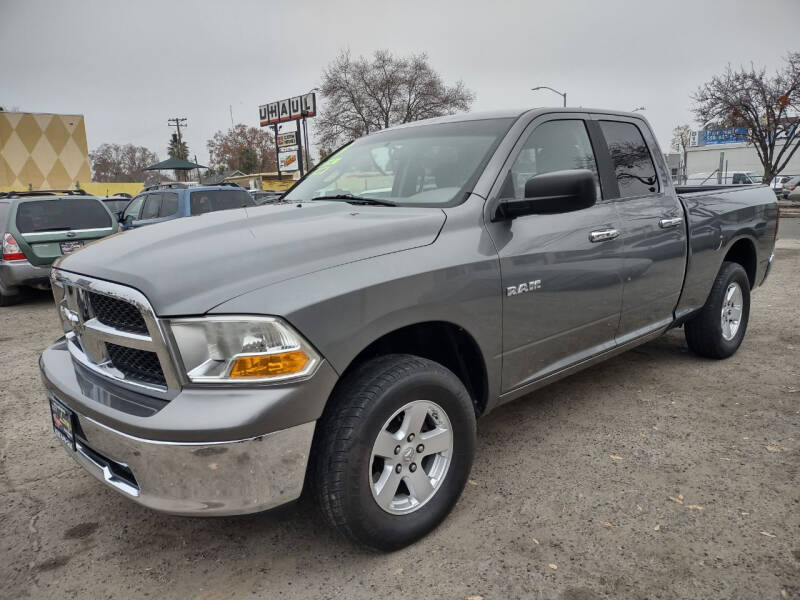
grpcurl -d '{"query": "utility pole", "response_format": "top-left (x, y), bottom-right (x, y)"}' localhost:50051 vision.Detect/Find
top-left (168, 117), bottom-right (188, 181)
top-left (167, 117), bottom-right (188, 156)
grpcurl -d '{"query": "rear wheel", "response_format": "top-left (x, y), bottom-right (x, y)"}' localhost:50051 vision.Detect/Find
top-left (314, 354), bottom-right (476, 551)
top-left (685, 261), bottom-right (750, 358)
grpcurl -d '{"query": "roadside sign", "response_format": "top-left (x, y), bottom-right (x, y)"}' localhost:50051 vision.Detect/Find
top-left (259, 92), bottom-right (317, 127)
top-left (279, 149), bottom-right (299, 171)
top-left (277, 132), bottom-right (297, 148)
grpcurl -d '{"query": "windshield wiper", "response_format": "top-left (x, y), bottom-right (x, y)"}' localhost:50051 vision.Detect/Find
top-left (311, 194), bottom-right (396, 207)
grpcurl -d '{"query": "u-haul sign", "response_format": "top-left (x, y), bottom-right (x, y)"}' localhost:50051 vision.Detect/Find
top-left (259, 93), bottom-right (317, 126)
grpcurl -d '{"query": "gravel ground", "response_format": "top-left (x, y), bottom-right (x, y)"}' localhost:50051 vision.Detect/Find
top-left (1, 244), bottom-right (798, 600)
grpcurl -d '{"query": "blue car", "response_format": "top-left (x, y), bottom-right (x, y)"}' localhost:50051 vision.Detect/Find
top-left (120, 183), bottom-right (255, 229)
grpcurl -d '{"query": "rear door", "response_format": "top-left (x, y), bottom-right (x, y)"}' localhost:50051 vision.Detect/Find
top-left (592, 116), bottom-right (687, 343)
top-left (14, 197), bottom-right (116, 265)
top-left (485, 114), bottom-right (625, 392)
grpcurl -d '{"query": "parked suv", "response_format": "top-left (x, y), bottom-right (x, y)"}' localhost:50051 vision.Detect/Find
top-left (0, 190), bottom-right (118, 305)
top-left (120, 183), bottom-right (255, 229)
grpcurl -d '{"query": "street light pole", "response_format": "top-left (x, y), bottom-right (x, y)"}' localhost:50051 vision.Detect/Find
top-left (531, 86), bottom-right (567, 107)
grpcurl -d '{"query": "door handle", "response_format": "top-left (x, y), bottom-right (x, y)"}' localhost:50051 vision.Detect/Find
top-left (659, 217), bottom-right (682, 229)
top-left (589, 228), bottom-right (619, 243)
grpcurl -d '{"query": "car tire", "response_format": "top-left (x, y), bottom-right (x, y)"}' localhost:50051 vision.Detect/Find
top-left (685, 261), bottom-right (750, 359)
top-left (313, 354), bottom-right (476, 551)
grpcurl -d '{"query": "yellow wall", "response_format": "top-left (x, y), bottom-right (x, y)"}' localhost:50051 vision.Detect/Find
top-left (0, 182), bottom-right (144, 196)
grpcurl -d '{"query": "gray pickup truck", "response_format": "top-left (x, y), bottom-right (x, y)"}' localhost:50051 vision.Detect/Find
top-left (40, 108), bottom-right (778, 550)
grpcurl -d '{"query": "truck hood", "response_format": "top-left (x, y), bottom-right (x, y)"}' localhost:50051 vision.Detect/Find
top-left (57, 202), bottom-right (446, 315)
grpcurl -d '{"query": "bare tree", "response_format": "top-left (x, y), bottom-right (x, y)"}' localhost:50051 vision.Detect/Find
top-left (206, 124), bottom-right (277, 173)
top-left (692, 52), bottom-right (800, 181)
top-left (670, 124), bottom-right (691, 183)
top-left (90, 143), bottom-right (159, 182)
top-left (317, 49), bottom-right (475, 149)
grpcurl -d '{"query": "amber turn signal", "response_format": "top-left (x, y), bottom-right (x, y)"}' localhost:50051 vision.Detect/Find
top-left (228, 350), bottom-right (309, 378)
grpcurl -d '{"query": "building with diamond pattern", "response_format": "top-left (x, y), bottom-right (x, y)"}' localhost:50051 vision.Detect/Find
top-left (0, 112), bottom-right (92, 191)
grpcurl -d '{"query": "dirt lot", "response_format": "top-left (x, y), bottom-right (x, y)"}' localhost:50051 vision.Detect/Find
top-left (2, 244), bottom-right (798, 600)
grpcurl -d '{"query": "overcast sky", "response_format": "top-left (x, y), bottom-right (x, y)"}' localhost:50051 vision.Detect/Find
top-left (2, 0), bottom-right (796, 165)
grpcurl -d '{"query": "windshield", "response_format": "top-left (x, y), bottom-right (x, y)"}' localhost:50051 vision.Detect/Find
top-left (16, 198), bottom-right (112, 233)
top-left (104, 199), bottom-right (129, 213)
top-left (749, 175), bottom-right (762, 183)
top-left (285, 118), bottom-right (514, 206)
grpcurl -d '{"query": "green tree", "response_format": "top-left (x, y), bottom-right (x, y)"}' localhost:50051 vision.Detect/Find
top-left (167, 135), bottom-right (189, 160)
top-left (238, 148), bottom-right (259, 174)
top-left (693, 52), bottom-right (800, 181)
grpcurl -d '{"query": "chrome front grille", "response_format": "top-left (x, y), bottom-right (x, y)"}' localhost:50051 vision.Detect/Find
top-left (51, 269), bottom-right (180, 396)
top-left (106, 343), bottom-right (166, 385)
top-left (88, 292), bottom-right (148, 334)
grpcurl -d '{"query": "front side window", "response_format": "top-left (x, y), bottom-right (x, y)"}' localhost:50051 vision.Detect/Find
top-left (141, 193), bottom-right (162, 220)
top-left (15, 198), bottom-right (112, 233)
top-left (506, 119), bottom-right (600, 199)
top-left (283, 118), bottom-right (514, 207)
top-left (122, 195), bottom-right (144, 220)
top-left (599, 120), bottom-right (659, 197)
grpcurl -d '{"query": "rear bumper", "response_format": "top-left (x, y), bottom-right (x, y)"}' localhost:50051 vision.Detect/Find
top-left (0, 258), bottom-right (50, 290)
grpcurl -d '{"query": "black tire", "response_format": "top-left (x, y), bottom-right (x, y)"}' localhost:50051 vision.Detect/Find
top-left (685, 261), bottom-right (750, 359)
top-left (313, 354), bottom-right (476, 551)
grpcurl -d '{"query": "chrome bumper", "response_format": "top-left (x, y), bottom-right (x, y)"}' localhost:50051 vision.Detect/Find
top-left (0, 258), bottom-right (50, 290)
top-left (57, 403), bottom-right (315, 516)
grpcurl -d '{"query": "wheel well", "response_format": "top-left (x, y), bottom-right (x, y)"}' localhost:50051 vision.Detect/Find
top-left (724, 238), bottom-right (757, 288)
top-left (342, 322), bottom-right (488, 416)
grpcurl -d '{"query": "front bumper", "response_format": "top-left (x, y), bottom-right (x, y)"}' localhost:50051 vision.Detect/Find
top-left (0, 258), bottom-right (50, 290)
top-left (40, 340), bottom-right (338, 516)
top-left (63, 409), bottom-right (314, 515)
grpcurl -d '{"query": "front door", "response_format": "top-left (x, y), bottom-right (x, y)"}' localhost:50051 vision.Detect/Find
top-left (486, 116), bottom-right (625, 393)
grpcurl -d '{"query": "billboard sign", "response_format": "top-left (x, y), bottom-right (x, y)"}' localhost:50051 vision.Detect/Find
top-left (279, 149), bottom-right (299, 171)
top-left (259, 93), bottom-right (317, 126)
top-left (277, 132), bottom-right (297, 148)
top-left (702, 127), bottom-right (748, 145)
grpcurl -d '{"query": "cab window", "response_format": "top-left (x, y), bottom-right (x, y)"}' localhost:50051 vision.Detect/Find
top-left (506, 119), bottom-right (601, 199)
top-left (599, 120), bottom-right (660, 197)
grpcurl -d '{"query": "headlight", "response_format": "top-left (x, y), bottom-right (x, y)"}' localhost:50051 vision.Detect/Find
top-left (168, 316), bottom-right (320, 383)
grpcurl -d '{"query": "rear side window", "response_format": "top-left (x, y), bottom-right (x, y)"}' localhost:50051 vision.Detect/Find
top-left (599, 121), bottom-right (659, 197)
top-left (15, 198), bottom-right (112, 233)
top-left (159, 192), bottom-right (179, 217)
top-left (141, 193), bottom-right (162, 220)
top-left (190, 189), bottom-right (254, 215)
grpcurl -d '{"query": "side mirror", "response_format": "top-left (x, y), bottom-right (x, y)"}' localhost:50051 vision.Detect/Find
top-left (494, 169), bottom-right (597, 220)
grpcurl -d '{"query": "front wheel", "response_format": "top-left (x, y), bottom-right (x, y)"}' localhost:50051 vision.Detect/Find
top-left (313, 354), bottom-right (476, 551)
top-left (685, 261), bottom-right (751, 359)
